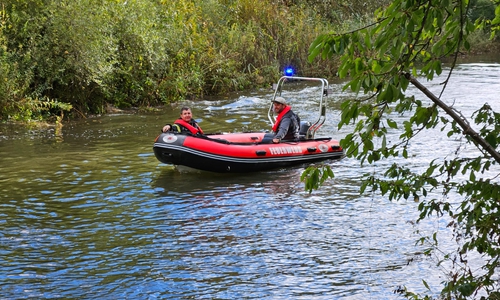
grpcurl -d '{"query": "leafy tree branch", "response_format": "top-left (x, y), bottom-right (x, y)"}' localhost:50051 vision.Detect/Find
top-left (305, 0), bottom-right (500, 298)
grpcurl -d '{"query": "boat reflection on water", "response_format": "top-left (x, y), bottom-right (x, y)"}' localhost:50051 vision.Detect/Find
top-left (151, 165), bottom-right (309, 198)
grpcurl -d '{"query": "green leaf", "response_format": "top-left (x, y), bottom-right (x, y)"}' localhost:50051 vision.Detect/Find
top-left (308, 44), bottom-right (323, 63)
top-left (386, 118), bottom-right (398, 129)
top-left (434, 60), bottom-right (442, 75)
top-left (457, 283), bottom-right (477, 297)
top-left (422, 279), bottom-right (430, 290)
top-left (338, 62), bottom-right (350, 78)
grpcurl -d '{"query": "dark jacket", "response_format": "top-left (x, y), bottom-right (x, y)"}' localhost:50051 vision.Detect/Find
top-left (273, 110), bottom-right (300, 141)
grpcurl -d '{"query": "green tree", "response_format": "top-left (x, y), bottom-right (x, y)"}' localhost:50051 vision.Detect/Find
top-left (1, 0), bottom-right (344, 120)
top-left (306, 0), bottom-right (500, 298)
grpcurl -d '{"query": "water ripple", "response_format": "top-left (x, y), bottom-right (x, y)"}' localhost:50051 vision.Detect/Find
top-left (0, 62), bottom-right (499, 299)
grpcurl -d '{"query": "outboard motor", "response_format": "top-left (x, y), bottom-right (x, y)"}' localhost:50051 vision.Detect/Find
top-left (299, 121), bottom-right (311, 139)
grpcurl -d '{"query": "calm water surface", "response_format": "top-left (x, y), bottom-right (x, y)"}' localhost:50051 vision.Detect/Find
top-left (1, 60), bottom-right (499, 299)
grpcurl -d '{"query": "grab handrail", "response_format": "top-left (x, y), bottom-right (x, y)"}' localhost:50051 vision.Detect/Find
top-left (268, 76), bottom-right (330, 139)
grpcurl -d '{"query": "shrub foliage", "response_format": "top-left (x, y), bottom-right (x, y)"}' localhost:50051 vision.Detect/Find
top-left (0, 0), bottom-right (375, 120)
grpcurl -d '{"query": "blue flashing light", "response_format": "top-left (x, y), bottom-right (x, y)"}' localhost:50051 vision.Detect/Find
top-left (284, 67), bottom-right (295, 76)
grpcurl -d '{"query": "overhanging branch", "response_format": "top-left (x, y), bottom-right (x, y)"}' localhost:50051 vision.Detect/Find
top-left (404, 73), bottom-right (500, 164)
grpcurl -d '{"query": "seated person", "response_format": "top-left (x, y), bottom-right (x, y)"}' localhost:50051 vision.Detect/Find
top-left (271, 97), bottom-right (300, 143)
top-left (162, 106), bottom-right (204, 135)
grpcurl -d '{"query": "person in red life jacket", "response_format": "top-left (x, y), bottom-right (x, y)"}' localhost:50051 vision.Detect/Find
top-left (271, 96), bottom-right (300, 143)
top-left (162, 106), bottom-right (204, 135)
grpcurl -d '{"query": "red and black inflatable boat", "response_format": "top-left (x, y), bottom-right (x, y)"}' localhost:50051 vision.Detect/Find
top-left (153, 131), bottom-right (344, 173)
top-left (153, 76), bottom-right (345, 173)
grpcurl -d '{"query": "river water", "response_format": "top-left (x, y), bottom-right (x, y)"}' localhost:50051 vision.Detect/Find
top-left (1, 58), bottom-right (499, 299)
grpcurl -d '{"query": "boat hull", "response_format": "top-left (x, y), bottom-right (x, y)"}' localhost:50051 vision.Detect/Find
top-left (153, 132), bottom-right (344, 173)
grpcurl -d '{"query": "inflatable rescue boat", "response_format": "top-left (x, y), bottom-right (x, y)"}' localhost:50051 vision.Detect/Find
top-left (153, 76), bottom-right (345, 173)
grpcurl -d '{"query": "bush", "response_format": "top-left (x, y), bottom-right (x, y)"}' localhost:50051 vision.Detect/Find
top-left (4, 0), bottom-right (489, 121)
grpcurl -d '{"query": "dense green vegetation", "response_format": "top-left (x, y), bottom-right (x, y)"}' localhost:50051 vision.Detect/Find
top-left (0, 0), bottom-right (378, 122)
top-left (305, 0), bottom-right (500, 298)
top-left (1, 0), bottom-right (496, 123)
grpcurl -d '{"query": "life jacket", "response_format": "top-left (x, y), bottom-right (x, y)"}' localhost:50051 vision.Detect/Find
top-left (174, 119), bottom-right (204, 135)
top-left (273, 106), bottom-right (300, 141)
top-left (272, 106), bottom-right (292, 132)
